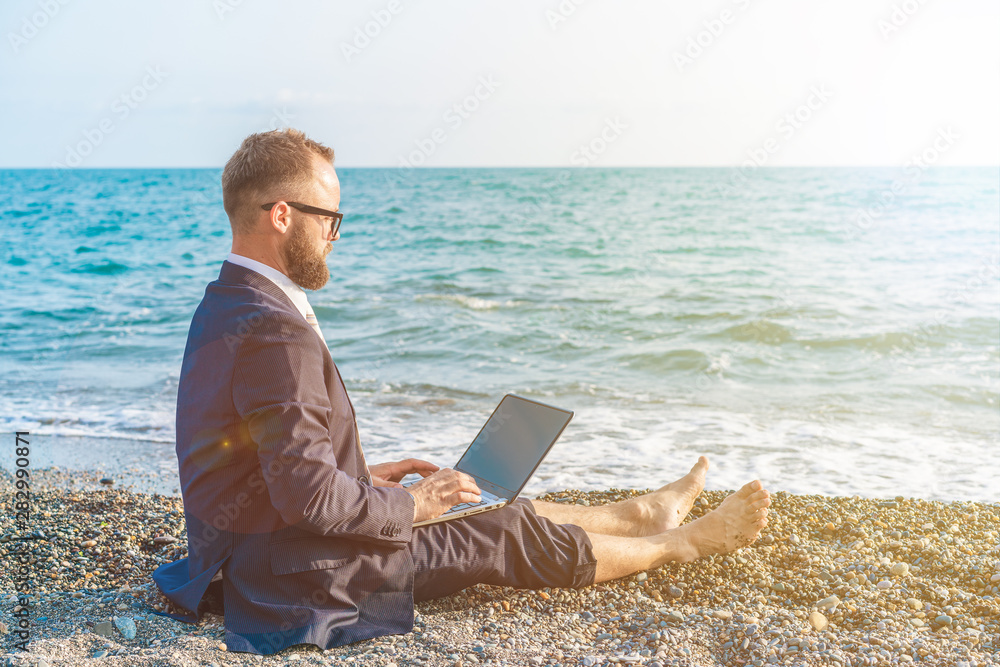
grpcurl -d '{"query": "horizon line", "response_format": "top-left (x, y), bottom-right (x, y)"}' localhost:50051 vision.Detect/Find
top-left (2, 164), bottom-right (998, 170)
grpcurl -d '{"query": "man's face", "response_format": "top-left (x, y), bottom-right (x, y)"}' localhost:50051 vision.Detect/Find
top-left (282, 156), bottom-right (340, 290)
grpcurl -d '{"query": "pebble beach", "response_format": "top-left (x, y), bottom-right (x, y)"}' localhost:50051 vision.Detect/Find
top-left (1, 467), bottom-right (998, 667)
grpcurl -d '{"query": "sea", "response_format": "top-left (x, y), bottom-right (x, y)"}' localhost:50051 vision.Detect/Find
top-left (1, 167), bottom-right (998, 502)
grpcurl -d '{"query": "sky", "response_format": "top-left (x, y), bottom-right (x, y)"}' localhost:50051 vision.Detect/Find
top-left (0, 0), bottom-right (997, 168)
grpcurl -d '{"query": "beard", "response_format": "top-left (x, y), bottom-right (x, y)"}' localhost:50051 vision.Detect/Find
top-left (282, 218), bottom-right (332, 290)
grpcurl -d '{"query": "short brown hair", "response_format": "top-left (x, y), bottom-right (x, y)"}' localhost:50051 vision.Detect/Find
top-left (221, 128), bottom-right (334, 235)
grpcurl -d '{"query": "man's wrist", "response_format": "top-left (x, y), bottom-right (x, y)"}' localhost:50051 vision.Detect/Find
top-left (403, 488), bottom-right (418, 522)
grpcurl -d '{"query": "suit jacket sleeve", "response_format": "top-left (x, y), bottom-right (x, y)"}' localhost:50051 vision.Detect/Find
top-left (232, 307), bottom-right (414, 546)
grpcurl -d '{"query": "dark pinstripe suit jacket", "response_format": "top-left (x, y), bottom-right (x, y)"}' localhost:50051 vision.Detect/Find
top-left (151, 260), bottom-right (417, 655)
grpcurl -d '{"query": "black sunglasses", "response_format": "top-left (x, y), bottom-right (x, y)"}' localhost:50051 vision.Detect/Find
top-left (261, 201), bottom-right (343, 237)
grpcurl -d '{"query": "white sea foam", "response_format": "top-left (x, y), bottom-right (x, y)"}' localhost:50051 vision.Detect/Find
top-left (415, 293), bottom-right (523, 310)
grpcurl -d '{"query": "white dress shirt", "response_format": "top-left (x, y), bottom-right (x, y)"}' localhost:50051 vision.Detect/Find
top-left (226, 252), bottom-right (328, 349)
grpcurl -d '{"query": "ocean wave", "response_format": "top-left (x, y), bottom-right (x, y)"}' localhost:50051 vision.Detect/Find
top-left (803, 330), bottom-right (951, 352)
top-left (0, 412), bottom-right (175, 444)
top-left (71, 260), bottom-right (130, 275)
top-left (613, 348), bottom-right (713, 372)
top-left (715, 320), bottom-right (794, 344)
top-left (414, 293), bottom-right (523, 310)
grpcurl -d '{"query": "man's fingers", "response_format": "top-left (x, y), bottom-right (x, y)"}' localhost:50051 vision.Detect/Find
top-left (459, 472), bottom-right (481, 494)
top-left (448, 471), bottom-right (480, 495)
top-left (409, 458), bottom-right (440, 472)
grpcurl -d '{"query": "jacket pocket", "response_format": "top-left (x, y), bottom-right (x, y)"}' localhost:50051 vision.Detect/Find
top-left (268, 538), bottom-right (356, 576)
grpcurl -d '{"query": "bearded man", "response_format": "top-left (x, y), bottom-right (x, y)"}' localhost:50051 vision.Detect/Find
top-left (150, 128), bottom-right (771, 655)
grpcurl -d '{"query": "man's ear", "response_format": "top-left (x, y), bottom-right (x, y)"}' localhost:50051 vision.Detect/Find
top-left (267, 202), bottom-right (293, 234)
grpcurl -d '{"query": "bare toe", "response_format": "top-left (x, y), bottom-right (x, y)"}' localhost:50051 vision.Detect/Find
top-left (749, 498), bottom-right (770, 512)
top-left (691, 456), bottom-right (710, 475)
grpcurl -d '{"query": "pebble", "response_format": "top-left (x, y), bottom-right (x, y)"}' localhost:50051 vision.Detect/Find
top-left (808, 611), bottom-right (829, 632)
top-left (99, 477), bottom-right (114, 486)
top-left (93, 621), bottom-right (113, 636)
top-left (816, 595), bottom-right (840, 611)
top-left (932, 614), bottom-right (953, 629)
top-left (890, 562), bottom-right (910, 577)
top-left (113, 615), bottom-right (136, 639)
top-left (667, 586), bottom-right (683, 599)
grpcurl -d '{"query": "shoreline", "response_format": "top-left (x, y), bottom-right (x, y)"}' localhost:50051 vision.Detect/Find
top-left (0, 467), bottom-right (997, 667)
top-left (3, 433), bottom-right (997, 505)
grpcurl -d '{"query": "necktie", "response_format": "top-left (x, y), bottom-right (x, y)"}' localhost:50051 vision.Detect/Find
top-left (304, 309), bottom-right (329, 350)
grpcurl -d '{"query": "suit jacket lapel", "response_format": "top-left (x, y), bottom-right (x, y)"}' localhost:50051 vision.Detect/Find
top-left (218, 260), bottom-right (370, 478)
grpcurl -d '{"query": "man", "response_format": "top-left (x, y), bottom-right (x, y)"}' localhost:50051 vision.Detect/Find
top-left (151, 128), bottom-right (771, 655)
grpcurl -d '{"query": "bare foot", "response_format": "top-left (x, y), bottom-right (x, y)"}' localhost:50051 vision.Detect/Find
top-left (624, 456), bottom-right (710, 536)
top-left (666, 480), bottom-right (771, 563)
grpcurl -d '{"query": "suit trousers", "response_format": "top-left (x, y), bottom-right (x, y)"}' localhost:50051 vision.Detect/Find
top-left (409, 498), bottom-right (597, 601)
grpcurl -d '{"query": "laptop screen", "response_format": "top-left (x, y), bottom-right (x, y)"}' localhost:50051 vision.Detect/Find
top-left (455, 395), bottom-right (573, 496)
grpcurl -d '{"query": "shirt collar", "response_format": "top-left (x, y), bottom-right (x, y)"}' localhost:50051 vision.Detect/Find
top-left (226, 252), bottom-right (312, 320)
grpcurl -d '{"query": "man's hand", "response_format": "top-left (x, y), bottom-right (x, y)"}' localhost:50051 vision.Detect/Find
top-left (369, 458), bottom-right (440, 488)
top-left (406, 468), bottom-right (482, 523)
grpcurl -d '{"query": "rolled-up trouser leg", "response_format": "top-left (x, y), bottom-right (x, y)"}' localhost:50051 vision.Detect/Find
top-left (409, 498), bottom-right (597, 602)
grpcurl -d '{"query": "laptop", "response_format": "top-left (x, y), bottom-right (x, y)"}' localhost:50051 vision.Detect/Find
top-left (403, 394), bottom-right (573, 527)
